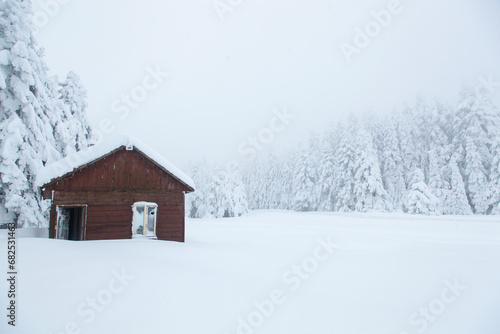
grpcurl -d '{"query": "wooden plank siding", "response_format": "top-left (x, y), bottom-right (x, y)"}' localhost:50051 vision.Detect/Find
top-left (42, 147), bottom-right (190, 242)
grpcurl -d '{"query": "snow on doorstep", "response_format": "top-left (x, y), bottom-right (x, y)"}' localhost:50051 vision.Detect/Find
top-left (35, 135), bottom-right (195, 189)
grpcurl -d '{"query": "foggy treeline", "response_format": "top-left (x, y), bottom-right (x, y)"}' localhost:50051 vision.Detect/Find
top-left (187, 87), bottom-right (500, 218)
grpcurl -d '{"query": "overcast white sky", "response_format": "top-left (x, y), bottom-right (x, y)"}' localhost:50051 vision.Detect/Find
top-left (33, 0), bottom-right (500, 167)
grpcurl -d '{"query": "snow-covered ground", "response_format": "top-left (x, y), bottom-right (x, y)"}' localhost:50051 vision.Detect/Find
top-left (2, 211), bottom-right (500, 334)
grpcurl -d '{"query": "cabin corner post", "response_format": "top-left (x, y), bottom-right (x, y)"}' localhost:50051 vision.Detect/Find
top-left (49, 203), bottom-right (57, 239)
top-left (181, 192), bottom-right (186, 242)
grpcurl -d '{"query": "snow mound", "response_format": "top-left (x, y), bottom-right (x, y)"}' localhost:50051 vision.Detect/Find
top-left (35, 135), bottom-right (195, 190)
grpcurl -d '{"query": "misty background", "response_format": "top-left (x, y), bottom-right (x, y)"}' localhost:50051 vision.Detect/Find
top-left (33, 0), bottom-right (500, 167)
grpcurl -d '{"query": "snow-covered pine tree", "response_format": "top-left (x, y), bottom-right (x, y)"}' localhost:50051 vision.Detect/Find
top-left (427, 148), bottom-right (446, 211)
top-left (217, 170), bottom-right (248, 217)
top-left (56, 71), bottom-right (93, 154)
top-left (309, 131), bottom-right (322, 209)
top-left (490, 141), bottom-right (500, 214)
top-left (0, 0), bottom-right (67, 227)
top-left (292, 144), bottom-right (317, 212)
top-left (208, 167), bottom-right (248, 218)
top-left (462, 137), bottom-right (489, 214)
top-left (260, 152), bottom-right (275, 209)
top-left (278, 152), bottom-right (295, 210)
top-left (185, 159), bottom-right (211, 218)
top-left (433, 98), bottom-right (455, 145)
top-left (335, 119), bottom-right (356, 211)
top-left (412, 97), bottom-right (435, 170)
top-left (317, 135), bottom-right (337, 211)
top-left (483, 98), bottom-right (500, 214)
top-left (352, 126), bottom-right (389, 212)
top-left (379, 117), bottom-right (406, 211)
top-left (243, 157), bottom-right (268, 210)
top-left (265, 151), bottom-right (292, 210)
top-left (242, 159), bottom-right (257, 210)
top-left (187, 160), bottom-right (248, 218)
top-left (204, 169), bottom-right (221, 218)
top-left (406, 168), bottom-right (441, 215)
top-left (444, 156), bottom-right (472, 215)
top-left (453, 87), bottom-right (500, 214)
top-left (394, 106), bottom-right (420, 187)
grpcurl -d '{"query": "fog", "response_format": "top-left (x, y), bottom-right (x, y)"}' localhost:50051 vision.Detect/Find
top-left (34, 0), bottom-right (500, 166)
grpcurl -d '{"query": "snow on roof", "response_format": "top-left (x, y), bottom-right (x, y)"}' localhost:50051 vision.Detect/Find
top-left (36, 135), bottom-right (195, 190)
top-left (132, 202), bottom-right (158, 207)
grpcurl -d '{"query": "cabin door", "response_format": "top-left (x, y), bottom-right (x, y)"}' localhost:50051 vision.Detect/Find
top-left (56, 206), bottom-right (87, 240)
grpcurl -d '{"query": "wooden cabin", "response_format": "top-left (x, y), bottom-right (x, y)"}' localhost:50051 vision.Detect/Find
top-left (37, 135), bottom-right (195, 242)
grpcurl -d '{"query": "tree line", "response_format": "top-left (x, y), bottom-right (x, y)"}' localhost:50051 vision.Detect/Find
top-left (188, 89), bottom-right (500, 217)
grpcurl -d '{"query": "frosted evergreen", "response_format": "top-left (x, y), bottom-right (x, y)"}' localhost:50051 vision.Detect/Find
top-left (406, 168), bottom-right (441, 215)
top-left (0, 0), bottom-right (92, 227)
top-left (186, 160), bottom-right (248, 218)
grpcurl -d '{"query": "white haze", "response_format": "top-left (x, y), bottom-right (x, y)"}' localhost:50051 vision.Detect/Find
top-left (34, 0), bottom-right (500, 166)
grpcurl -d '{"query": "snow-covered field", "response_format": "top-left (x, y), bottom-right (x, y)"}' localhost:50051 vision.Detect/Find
top-left (2, 211), bottom-right (500, 334)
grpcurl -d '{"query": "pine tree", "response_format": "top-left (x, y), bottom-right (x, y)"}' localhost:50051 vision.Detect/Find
top-left (265, 151), bottom-right (293, 210)
top-left (244, 157), bottom-right (269, 210)
top-left (185, 159), bottom-right (212, 218)
top-left (490, 141), bottom-right (500, 214)
top-left (242, 159), bottom-right (259, 210)
top-left (444, 157), bottom-right (472, 215)
top-left (217, 170), bottom-right (248, 217)
top-left (427, 148), bottom-right (446, 211)
top-left (352, 126), bottom-right (389, 212)
top-left (380, 118), bottom-right (406, 210)
top-left (56, 71), bottom-right (93, 154)
top-left (186, 160), bottom-right (248, 218)
top-left (335, 120), bottom-right (356, 211)
top-left (412, 97), bottom-right (436, 170)
top-left (406, 168), bottom-right (441, 215)
top-left (0, 0), bottom-right (63, 227)
top-left (278, 152), bottom-right (295, 210)
top-left (463, 137), bottom-right (489, 214)
top-left (292, 145), bottom-right (317, 211)
top-left (395, 106), bottom-right (421, 185)
top-left (317, 137), bottom-right (337, 211)
top-left (453, 87), bottom-right (500, 214)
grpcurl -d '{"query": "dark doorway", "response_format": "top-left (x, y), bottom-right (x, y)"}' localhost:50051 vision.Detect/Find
top-left (56, 206), bottom-right (86, 240)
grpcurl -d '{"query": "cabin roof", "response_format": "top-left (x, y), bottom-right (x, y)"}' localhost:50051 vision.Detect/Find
top-left (36, 135), bottom-right (195, 191)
